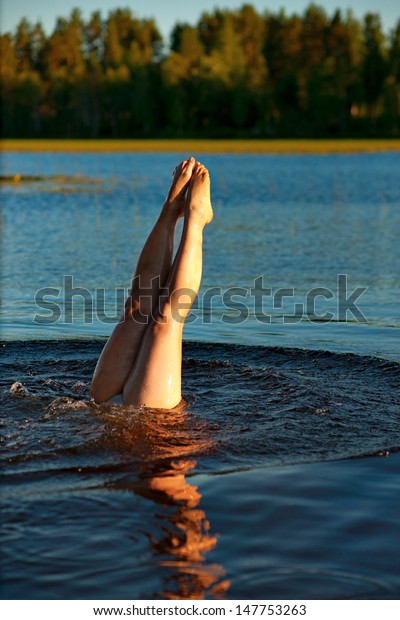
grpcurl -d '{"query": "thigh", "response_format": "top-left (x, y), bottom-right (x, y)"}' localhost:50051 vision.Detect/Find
top-left (90, 305), bottom-right (149, 403)
top-left (122, 313), bottom-right (183, 409)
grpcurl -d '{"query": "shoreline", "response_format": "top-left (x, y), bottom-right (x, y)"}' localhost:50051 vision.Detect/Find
top-left (2, 138), bottom-right (400, 154)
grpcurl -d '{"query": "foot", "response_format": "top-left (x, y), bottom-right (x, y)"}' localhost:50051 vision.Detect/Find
top-left (186, 163), bottom-right (213, 225)
top-left (164, 157), bottom-right (196, 218)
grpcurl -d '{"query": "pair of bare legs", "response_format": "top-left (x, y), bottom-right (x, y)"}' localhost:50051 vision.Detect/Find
top-left (90, 158), bottom-right (213, 409)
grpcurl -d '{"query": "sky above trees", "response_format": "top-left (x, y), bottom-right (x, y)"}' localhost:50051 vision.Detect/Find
top-left (1, 0), bottom-right (399, 41)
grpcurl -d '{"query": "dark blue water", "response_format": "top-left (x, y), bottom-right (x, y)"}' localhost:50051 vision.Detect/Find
top-left (1, 151), bottom-right (400, 599)
top-left (1, 339), bottom-right (400, 599)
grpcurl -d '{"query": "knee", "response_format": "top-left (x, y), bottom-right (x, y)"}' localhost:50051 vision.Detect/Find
top-left (152, 300), bottom-right (187, 330)
top-left (123, 295), bottom-right (152, 324)
top-left (150, 304), bottom-right (175, 335)
top-left (90, 379), bottom-right (104, 403)
top-left (90, 376), bottom-right (111, 404)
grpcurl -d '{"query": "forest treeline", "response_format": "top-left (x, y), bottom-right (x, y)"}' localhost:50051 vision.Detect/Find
top-left (1, 4), bottom-right (399, 138)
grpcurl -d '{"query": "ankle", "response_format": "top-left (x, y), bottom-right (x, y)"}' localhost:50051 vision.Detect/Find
top-left (185, 209), bottom-right (209, 229)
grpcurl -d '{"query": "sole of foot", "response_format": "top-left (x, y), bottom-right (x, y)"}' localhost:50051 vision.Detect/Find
top-left (165, 156), bottom-right (196, 218)
top-left (186, 163), bottom-right (213, 225)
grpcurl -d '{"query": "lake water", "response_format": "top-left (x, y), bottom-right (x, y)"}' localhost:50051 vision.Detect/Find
top-left (2, 151), bottom-right (400, 358)
top-left (1, 151), bottom-right (399, 600)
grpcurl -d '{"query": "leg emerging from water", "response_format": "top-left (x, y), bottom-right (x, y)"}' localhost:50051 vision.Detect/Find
top-left (122, 163), bottom-right (213, 408)
top-left (90, 157), bottom-right (196, 403)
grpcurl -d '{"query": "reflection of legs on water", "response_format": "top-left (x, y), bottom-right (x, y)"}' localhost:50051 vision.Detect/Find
top-left (97, 392), bottom-right (229, 598)
top-left (150, 459), bottom-right (215, 563)
top-left (148, 458), bottom-right (230, 600)
top-left (91, 159), bottom-right (212, 408)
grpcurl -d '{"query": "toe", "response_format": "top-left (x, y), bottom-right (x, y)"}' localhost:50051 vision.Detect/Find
top-left (184, 156), bottom-right (196, 174)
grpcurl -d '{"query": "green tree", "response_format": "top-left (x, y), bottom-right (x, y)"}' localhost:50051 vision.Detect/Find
top-left (0, 33), bottom-right (16, 78)
top-left (0, 3), bottom-right (396, 138)
top-left (171, 23), bottom-right (204, 62)
top-left (384, 19), bottom-right (400, 134)
top-left (323, 10), bottom-right (363, 133)
top-left (197, 10), bottom-right (225, 54)
top-left (42, 9), bottom-right (85, 75)
top-left (264, 11), bottom-right (302, 134)
top-left (85, 11), bottom-right (103, 70)
top-left (299, 4), bottom-right (329, 132)
top-left (163, 24), bottom-right (205, 133)
top-left (104, 9), bottom-right (161, 68)
top-left (362, 13), bottom-right (388, 130)
top-left (14, 18), bottom-right (34, 72)
top-left (0, 33), bottom-right (17, 135)
top-left (104, 17), bottom-right (123, 68)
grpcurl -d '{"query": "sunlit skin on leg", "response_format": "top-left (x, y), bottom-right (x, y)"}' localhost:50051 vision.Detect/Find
top-left (90, 158), bottom-right (213, 409)
top-left (122, 162), bottom-right (213, 408)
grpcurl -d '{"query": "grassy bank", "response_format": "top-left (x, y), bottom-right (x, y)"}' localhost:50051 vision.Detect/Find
top-left (2, 138), bottom-right (400, 154)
